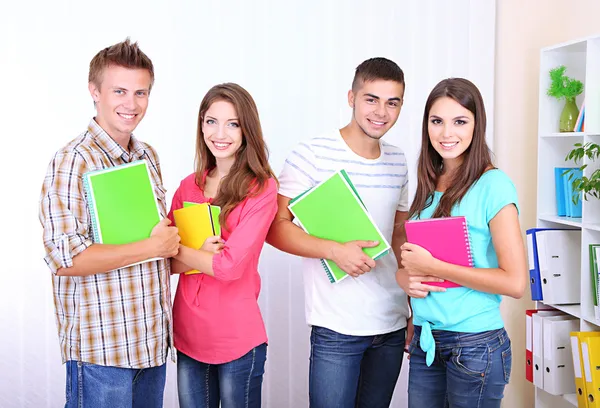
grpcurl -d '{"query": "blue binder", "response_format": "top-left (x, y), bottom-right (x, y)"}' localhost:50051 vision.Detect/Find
top-left (554, 168), bottom-right (567, 217)
top-left (526, 228), bottom-right (551, 301)
top-left (564, 168), bottom-right (582, 218)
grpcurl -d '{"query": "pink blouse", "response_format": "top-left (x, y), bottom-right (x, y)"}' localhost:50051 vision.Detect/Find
top-left (167, 173), bottom-right (277, 364)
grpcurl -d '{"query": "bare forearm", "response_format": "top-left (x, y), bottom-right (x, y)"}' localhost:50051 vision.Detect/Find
top-left (267, 219), bottom-right (339, 260)
top-left (170, 258), bottom-right (194, 275)
top-left (56, 239), bottom-right (158, 277)
top-left (174, 245), bottom-right (215, 276)
top-left (428, 259), bottom-right (525, 298)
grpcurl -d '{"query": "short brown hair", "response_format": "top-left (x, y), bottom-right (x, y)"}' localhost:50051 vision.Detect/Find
top-left (351, 57), bottom-right (405, 91)
top-left (88, 37), bottom-right (155, 90)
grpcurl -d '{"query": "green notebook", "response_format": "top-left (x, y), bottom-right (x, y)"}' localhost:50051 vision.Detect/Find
top-left (288, 169), bottom-right (390, 283)
top-left (83, 160), bottom-right (162, 265)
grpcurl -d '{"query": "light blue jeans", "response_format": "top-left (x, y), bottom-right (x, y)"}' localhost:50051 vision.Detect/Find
top-left (64, 360), bottom-right (166, 408)
top-left (408, 326), bottom-right (512, 408)
top-left (177, 344), bottom-right (267, 408)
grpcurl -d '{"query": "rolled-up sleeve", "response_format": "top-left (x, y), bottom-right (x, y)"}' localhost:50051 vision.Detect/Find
top-left (39, 150), bottom-right (92, 274)
top-left (212, 179), bottom-right (278, 281)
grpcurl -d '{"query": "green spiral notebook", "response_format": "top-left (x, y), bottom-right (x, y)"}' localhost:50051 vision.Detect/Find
top-left (288, 169), bottom-right (390, 283)
top-left (83, 160), bottom-right (162, 266)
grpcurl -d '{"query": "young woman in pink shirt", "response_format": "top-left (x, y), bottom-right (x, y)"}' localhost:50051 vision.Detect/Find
top-left (168, 83), bottom-right (277, 408)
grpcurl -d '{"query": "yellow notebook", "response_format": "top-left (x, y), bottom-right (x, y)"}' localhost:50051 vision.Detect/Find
top-left (173, 202), bottom-right (221, 275)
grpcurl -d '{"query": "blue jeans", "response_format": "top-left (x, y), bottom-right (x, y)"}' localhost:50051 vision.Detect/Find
top-left (309, 325), bottom-right (406, 408)
top-left (177, 344), bottom-right (267, 408)
top-left (64, 360), bottom-right (166, 408)
top-left (408, 326), bottom-right (512, 408)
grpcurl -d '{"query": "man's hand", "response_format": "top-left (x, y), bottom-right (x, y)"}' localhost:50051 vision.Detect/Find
top-left (405, 317), bottom-right (414, 353)
top-left (329, 240), bottom-right (379, 278)
top-left (395, 268), bottom-right (446, 298)
top-left (150, 218), bottom-right (180, 258)
top-left (201, 236), bottom-right (225, 254)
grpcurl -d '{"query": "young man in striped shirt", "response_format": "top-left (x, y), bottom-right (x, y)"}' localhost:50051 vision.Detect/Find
top-left (39, 38), bottom-right (180, 408)
top-left (267, 57), bottom-right (411, 408)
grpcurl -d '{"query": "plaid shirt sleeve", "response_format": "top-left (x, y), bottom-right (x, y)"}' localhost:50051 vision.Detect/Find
top-left (39, 150), bottom-right (93, 274)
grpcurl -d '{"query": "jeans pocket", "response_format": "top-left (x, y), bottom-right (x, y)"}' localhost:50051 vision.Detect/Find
top-left (501, 344), bottom-right (512, 384)
top-left (453, 345), bottom-right (489, 377)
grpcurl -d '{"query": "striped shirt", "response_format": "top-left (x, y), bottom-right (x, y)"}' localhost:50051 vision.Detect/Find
top-left (278, 129), bottom-right (410, 336)
top-left (39, 119), bottom-right (174, 368)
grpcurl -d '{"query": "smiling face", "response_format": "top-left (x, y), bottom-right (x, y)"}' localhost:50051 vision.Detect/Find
top-left (88, 64), bottom-right (151, 142)
top-left (427, 96), bottom-right (475, 168)
top-left (202, 100), bottom-right (243, 167)
top-left (348, 79), bottom-right (404, 140)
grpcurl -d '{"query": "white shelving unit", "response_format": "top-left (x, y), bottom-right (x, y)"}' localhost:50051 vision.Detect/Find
top-left (535, 34), bottom-right (600, 408)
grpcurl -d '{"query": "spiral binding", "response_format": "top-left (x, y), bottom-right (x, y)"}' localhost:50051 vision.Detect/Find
top-left (82, 172), bottom-right (101, 243)
top-left (321, 259), bottom-right (335, 283)
top-left (462, 218), bottom-right (474, 267)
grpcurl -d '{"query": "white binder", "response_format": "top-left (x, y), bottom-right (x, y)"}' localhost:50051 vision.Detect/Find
top-left (532, 311), bottom-right (568, 389)
top-left (536, 229), bottom-right (581, 304)
top-left (542, 316), bottom-right (579, 395)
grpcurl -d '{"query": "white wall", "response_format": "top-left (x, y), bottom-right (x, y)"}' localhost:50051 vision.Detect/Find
top-left (0, 1), bottom-right (495, 407)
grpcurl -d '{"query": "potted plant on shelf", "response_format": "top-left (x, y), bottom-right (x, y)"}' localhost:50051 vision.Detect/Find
top-left (565, 142), bottom-right (600, 204)
top-left (547, 65), bottom-right (584, 132)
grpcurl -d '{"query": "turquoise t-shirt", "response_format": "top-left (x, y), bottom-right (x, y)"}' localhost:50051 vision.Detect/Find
top-left (410, 169), bottom-right (519, 365)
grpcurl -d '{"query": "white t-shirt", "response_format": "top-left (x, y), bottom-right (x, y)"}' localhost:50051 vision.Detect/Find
top-left (278, 129), bottom-right (410, 336)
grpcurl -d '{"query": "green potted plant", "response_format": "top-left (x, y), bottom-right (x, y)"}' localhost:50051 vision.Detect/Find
top-left (547, 65), bottom-right (584, 132)
top-left (565, 142), bottom-right (600, 204)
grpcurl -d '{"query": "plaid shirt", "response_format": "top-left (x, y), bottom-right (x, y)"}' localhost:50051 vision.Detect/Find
top-left (39, 119), bottom-right (174, 368)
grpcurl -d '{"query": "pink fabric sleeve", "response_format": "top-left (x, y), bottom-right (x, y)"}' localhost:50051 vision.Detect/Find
top-left (212, 179), bottom-right (278, 282)
top-left (167, 184), bottom-right (183, 225)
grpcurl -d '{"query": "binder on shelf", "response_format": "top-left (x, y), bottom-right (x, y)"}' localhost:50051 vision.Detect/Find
top-left (564, 168), bottom-right (583, 218)
top-left (288, 169), bottom-right (390, 283)
top-left (571, 331), bottom-right (600, 408)
top-left (526, 309), bottom-right (552, 383)
top-left (581, 336), bottom-right (600, 407)
top-left (590, 245), bottom-right (600, 321)
top-left (83, 160), bottom-right (163, 268)
top-left (532, 310), bottom-right (567, 389)
top-left (526, 228), bottom-right (551, 301)
top-left (542, 316), bottom-right (579, 395)
top-left (404, 216), bottom-right (473, 288)
top-left (536, 229), bottom-right (582, 305)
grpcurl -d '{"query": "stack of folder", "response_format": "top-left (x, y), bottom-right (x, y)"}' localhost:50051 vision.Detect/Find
top-left (526, 228), bottom-right (581, 304)
top-left (173, 202), bottom-right (221, 275)
top-left (555, 167), bottom-right (583, 218)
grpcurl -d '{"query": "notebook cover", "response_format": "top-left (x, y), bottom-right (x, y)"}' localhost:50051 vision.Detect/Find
top-left (83, 160), bottom-right (161, 246)
top-left (404, 216), bottom-right (473, 288)
top-left (174, 203), bottom-right (221, 275)
top-left (288, 169), bottom-right (390, 283)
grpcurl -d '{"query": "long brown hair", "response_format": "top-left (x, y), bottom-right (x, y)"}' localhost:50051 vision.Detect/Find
top-left (408, 78), bottom-right (493, 219)
top-left (195, 83), bottom-right (276, 227)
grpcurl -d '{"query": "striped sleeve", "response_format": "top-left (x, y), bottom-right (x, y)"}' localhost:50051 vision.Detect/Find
top-left (398, 173), bottom-right (409, 212)
top-left (39, 150), bottom-right (92, 274)
top-left (278, 141), bottom-right (318, 200)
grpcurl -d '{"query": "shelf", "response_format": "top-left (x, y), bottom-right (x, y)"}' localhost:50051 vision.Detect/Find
top-left (563, 393), bottom-right (578, 406)
top-left (541, 303), bottom-right (582, 319)
top-left (584, 223), bottom-right (600, 232)
top-left (540, 132), bottom-right (585, 138)
top-left (538, 215), bottom-right (583, 228)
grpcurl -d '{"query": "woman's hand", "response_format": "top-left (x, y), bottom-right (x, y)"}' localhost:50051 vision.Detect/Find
top-left (200, 236), bottom-right (225, 254)
top-left (400, 242), bottom-right (436, 274)
top-left (395, 268), bottom-right (446, 298)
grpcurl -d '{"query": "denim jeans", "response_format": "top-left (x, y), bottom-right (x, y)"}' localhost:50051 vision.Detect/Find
top-left (408, 326), bottom-right (512, 408)
top-left (177, 344), bottom-right (267, 408)
top-left (64, 360), bottom-right (166, 408)
top-left (309, 325), bottom-right (406, 408)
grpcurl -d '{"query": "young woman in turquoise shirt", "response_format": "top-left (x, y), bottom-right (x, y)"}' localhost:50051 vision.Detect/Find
top-left (396, 78), bottom-right (528, 407)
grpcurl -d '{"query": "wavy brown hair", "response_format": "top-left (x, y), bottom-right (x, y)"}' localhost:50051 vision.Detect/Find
top-left (408, 78), bottom-right (494, 220)
top-left (195, 83), bottom-right (276, 228)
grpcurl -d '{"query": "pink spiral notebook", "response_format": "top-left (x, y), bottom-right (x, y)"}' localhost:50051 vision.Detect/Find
top-left (404, 216), bottom-right (473, 288)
